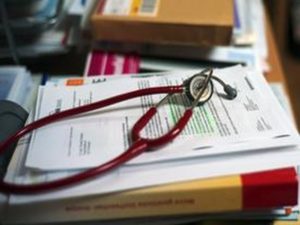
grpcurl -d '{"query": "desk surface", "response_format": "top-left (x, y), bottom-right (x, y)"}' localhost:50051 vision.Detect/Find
top-left (264, 11), bottom-right (298, 128)
top-left (265, 13), bottom-right (285, 83)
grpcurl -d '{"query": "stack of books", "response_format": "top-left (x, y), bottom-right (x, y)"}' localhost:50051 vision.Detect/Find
top-left (3, 65), bottom-right (300, 224)
top-left (89, 0), bottom-right (267, 74)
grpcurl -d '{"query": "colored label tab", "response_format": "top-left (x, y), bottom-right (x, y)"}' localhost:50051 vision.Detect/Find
top-left (66, 79), bottom-right (84, 86)
top-left (130, 0), bottom-right (141, 15)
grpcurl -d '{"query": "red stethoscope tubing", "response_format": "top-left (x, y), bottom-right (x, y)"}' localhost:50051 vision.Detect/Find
top-left (0, 85), bottom-right (193, 194)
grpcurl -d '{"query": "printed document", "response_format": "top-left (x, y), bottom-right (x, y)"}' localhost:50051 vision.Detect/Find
top-left (25, 66), bottom-right (298, 170)
top-left (5, 66), bottom-right (300, 204)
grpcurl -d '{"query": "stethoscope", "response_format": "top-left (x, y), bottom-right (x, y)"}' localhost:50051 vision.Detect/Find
top-left (0, 68), bottom-right (237, 194)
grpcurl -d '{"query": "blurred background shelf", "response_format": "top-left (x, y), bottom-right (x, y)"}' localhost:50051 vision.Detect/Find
top-left (267, 0), bottom-right (300, 129)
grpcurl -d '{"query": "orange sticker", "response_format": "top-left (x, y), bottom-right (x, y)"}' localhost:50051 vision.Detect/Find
top-left (66, 79), bottom-right (84, 86)
top-left (284, 207), bottom-right (293, 215)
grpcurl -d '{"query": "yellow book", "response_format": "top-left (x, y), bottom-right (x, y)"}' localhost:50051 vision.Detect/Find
top-left (4, 167), bottom-right (298, 224)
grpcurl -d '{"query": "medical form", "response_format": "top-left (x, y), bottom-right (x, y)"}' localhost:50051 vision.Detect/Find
top-left (25, 66), bottom-right (298, 170)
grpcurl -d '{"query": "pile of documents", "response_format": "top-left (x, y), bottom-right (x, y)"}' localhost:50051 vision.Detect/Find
top-left (92, 0), bottom-right (267, 74)
top-left (3, 65), bottom-right (300, 224)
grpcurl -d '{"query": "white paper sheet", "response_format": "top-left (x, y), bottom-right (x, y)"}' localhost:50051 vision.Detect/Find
top-left (25, 66), bottom-right (299, 170)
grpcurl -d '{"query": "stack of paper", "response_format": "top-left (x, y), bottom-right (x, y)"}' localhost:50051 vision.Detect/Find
top-left (92, 0), bottom-right (267, 75)
top-left (25, 67), bottom-right (299, 171)
top-left (3, 66), bottom-right (300, 224)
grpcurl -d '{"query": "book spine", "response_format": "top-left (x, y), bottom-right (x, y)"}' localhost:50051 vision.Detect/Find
top-left (5, 168), bottom-right (298, 224)
top-left (241, 167), bottom-right (298, 209)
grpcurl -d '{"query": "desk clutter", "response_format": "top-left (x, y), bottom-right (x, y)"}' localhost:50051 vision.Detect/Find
top-left (90, 0), bottom-right (233, 46)
top-left (0, 1), bottom-right (299, 225)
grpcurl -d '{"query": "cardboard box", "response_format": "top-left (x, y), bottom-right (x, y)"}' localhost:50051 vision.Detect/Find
top-left (90, 0), bottom-right (234, 46)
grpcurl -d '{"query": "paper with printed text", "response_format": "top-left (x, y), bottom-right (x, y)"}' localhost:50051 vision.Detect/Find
top-left (25, 66), bottom-right (299, 170)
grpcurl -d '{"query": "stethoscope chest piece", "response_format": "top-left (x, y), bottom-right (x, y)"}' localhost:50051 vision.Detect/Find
top-left (185, 74), bottom-right (214, 105)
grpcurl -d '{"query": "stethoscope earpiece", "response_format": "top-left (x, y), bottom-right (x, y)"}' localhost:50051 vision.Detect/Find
top-left (223, 84), bottom-right (237, 100)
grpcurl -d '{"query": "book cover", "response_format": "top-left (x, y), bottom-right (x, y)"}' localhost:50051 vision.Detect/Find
top-left (4, 167), bottom-right (298, 224)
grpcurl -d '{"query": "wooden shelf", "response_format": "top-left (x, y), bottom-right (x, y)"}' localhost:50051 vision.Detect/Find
top-left (264, 8), bottom-right (299, 129)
